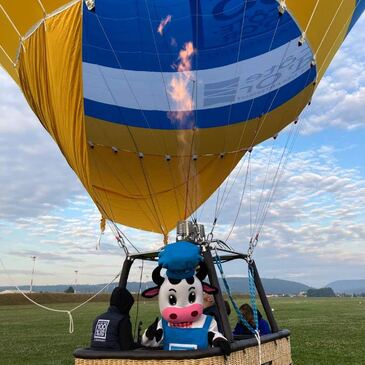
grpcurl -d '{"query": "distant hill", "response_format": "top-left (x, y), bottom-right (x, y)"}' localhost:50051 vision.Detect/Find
top-left (218, 277), bottom-right (310, 295)
top-left (0, 277), bottom-right (310, 296)
top-left (326, 280), bottom-right (365, 295)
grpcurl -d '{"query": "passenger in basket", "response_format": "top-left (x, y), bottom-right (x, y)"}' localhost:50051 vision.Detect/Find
top-left (233, 303), bottom-right (271, 336)
top-left (203, 292), bottom-right (231, 333)
top-left (91, 287), bottom-right (138, 350)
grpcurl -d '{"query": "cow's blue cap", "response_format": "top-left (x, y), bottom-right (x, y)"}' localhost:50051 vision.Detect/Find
top-left (158, 241), bottom-right (202, 280)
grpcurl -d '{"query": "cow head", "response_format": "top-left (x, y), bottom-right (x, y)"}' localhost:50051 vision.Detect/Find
top-left (142, 263), bottom-right (218, 324)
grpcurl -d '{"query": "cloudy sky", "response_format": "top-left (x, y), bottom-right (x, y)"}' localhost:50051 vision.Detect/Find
top-left (1, 16), bottom-right (365, 289)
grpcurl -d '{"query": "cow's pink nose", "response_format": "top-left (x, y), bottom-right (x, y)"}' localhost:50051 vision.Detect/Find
top-left (169, 313), bottom-right (177, 320)
top-left (191, 311), bottom-right (198, 317)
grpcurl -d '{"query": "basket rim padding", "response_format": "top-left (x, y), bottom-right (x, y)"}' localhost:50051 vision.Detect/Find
top-left (74, 329), bottom-right (290, 360)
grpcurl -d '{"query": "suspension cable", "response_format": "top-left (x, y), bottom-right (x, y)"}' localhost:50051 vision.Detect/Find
top-left (247, 1), bottom-right (356, 253)
top-left (133, 260), bottom-right (144, 339)
top-left (212, 14), bottom-right (284, 229)
top-left (317, 0), bottom-right (364, 77)
top-left (225, 152), bottom-right (251, 242)
top-left (94, 13), bottom-right (167, 235)
top-left (252, 139), bottom-right (278, 235)
top-left (143, 0), bottom-right (182, 221)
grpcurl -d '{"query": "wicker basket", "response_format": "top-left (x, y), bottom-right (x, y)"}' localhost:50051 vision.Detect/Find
top-left (75, 337), bottom-right (291, 365)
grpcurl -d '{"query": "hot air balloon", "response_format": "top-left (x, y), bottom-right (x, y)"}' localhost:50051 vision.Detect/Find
top-left (1, 0), bottom-right (364, 364)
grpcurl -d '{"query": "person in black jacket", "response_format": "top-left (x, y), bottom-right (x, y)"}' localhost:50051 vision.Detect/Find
top-left (90, 287), bottom-right (137, 350)
top-left (203, 293), bottom-right (231, 333)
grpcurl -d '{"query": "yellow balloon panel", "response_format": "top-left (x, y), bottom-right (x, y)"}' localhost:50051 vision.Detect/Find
top-left (287, 0), bottom-right (355, 80)
top-left (16, 2), bottom-right (91, 196)
top-left (87, 147), bottom-right (243, 234)
top-left (0, 1), bottom-right (44, 35)
top-left (0, 9), bottom-right (20, 62)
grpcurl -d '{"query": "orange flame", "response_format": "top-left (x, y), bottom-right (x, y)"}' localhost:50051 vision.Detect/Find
top-left (177, 42), bottom-right (195, 72)
top-left (168, 42), bottom-right (196, 125)
top-left (157, 15), bottom-right (172, 35)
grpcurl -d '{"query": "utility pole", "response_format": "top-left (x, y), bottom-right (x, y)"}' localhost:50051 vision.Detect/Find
top-left (30, 256), bottom-right (37, 293)
top-left (74, 270), bottom-right (78, 293)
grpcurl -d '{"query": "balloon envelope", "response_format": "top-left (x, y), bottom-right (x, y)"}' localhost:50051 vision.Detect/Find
top-left (1, 0), bottom-right (364, 234)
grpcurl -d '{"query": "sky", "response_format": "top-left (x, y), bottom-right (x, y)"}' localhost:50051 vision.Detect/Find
top-left (1, 16), bottom-right (365, 290)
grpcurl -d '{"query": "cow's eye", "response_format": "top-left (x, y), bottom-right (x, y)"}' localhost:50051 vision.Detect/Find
top-left (188, 291), bottom-right (196, 303)
top-left (168, 294), bottom-right (177, 305)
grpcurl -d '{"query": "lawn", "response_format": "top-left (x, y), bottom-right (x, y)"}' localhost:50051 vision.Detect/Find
top-left (0, 296), bottom-right (364, 365)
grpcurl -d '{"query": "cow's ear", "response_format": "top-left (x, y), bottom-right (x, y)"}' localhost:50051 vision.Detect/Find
top-left (142, 286), bottom-right (160, 298)
top-left (152, 265), bottom-right (164, 286)
top-left (202, 282), bottom-right (218, 294)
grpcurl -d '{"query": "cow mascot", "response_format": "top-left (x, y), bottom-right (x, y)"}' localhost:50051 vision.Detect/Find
top-left (141, 241), bottom-right (231, 355)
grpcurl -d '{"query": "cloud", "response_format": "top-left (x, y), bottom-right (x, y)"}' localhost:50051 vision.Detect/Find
top-left (0, 71), bottom-right (37, 134)
top-left (0, 70), bottom-right (85, 221)
top-left (195, 142), bottom-right (365, 286)
top-left (300, 15), bottom-right (365, 134)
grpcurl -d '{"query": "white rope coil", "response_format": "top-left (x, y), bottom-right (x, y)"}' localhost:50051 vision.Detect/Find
top-left (254, 330), bottom-right (262, 365)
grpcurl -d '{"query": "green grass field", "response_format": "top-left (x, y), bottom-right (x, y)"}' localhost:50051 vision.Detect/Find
top-left (0, 296), bottom-right (364, 365)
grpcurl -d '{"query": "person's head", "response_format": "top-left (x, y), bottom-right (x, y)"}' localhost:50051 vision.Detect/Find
top-left (239, 303), bottom-right (254, 325)
top-left (203, 292), bottom-right (214, 309)
top-left (239, 303), bottom-right (263, 325)
top-left (110, 287), bottom-right (134, 314)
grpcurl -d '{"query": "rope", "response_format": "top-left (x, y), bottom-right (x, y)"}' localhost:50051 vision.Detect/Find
top-left (215, 253), bottom-right (262, 364)
top-left (183, 131), bottom-right (197, 219)
top-left (0, 258), bottom-right (120, 334)
top-left (246, 0), bottom-right (365, 242)
top-left (214, 252), bottom-right (257, 334)
top-left (248, 265), bottom-right (258, 328)
top-left (144, 0), bottom-right (172, 114)
top-left (191, 0), bottom-right (200, 224)
top-left (0, 5), bottom-right (22, 38)
top-left (92, 150), bottom-right (161, 232)
top-left (250, 99), bottom-right (310, 241)
top-left (94, 13), bottom-right (167, 235)
top-left (254, 330), bottom-right (262, 365)
top-left (144, 0), bottom-right (189, 223)
top-left (252, 125), bottom-right (296, 237)
top-left (206, 0), bottom-right (331, 249)
top-left (107, 222), bottom-right (141, 254)
top-left (84, 141), bottom-right (252, 157)
top-left (36, 0), bottom-right (47, 16)
top-left (133, 261), bottom-right (144, 340)
top-left (215, 153), bottom-right (248, 221)
top-left (0, 45), bottom-right (16, 67)
top-left (303, 0), bottom-right (320, 36)
top-left (252, 139), bottom-right (277, 237)
top-left (225, 152), bottom-right (251, 242)
top-left (315, 0), bottom-right (345, 54)
top-left (317, 0), bottom-right (364, 76)
top-left (212, 14), bottom-right (284, 228)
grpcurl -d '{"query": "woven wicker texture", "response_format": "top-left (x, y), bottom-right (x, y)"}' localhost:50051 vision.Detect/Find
top-left (75, 337), bottom-right (292, 365)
